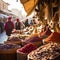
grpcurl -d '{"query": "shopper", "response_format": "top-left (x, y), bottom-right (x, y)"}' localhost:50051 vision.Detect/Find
top-left (15, 18), bottom-right (21, 30)
top-left (4, 16), bottom-right (14, 36)
top-left (0, 19), bottom-right (4, 33)
top-left (25, 19), bottom-right (29, 27)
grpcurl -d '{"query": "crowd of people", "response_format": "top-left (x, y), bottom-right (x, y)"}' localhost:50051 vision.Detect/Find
top-left (0, 16), bottom-right (37, 36)
top-left (0, 12), bottom-right (60, 36)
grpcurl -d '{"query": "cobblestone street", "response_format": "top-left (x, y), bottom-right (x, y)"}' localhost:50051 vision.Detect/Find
top-left (0, 31), bottom-right (8, 43)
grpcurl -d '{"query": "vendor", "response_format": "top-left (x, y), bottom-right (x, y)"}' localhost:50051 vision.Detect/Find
top-left (15, 18), bottom-right (21, 30)
top-left (25, 19), bottom-right (30, 27)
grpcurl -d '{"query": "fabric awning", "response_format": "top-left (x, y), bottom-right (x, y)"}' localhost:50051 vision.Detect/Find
top-left (0, 14), bottom-right (8, 18)
top-left (20, 0), bottom-right (38, 16)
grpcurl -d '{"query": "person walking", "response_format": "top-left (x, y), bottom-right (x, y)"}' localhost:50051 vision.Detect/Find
top-left (0, 19), bottom-right (4, 33)
top-left (4, 16), bottom-right (14, 36)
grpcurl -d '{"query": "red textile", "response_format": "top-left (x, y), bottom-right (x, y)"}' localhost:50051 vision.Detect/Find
top-left (4, 21), bottom-right (14, 36)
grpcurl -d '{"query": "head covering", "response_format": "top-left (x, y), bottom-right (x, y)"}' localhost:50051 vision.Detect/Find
top-left (8, 16), bottom-right (12, 21)
top-left (16, 18), bottom-right (19, 22)
top-left (26, 19), bottom-right (28, 21)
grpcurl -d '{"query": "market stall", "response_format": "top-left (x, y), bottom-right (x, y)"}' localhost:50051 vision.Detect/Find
top-left (0, 0), bottom-right (60, 60)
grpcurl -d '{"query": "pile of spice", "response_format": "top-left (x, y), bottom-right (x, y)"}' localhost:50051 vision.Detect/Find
top-left (44, 32), bottom-right (60, 43)
top-left (17, 43), bottom-right (37, 54)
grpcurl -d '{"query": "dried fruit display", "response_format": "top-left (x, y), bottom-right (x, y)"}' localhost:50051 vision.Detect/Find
top-left (8, 36), bottom-right (20, 41)
top-left (28, 42), bottom-right (60, 60)
top-left (0, 44), bottom-right (21, 50)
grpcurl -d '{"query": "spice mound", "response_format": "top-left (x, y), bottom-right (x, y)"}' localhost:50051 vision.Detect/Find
top-left (45, 32), bottom-right (60, 43)
top-left (18, 43), bottom-right (37, 54)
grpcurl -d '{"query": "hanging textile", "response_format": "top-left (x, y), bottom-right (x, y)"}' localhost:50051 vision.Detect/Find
top-left (20, 0), bottom-right (38, 16)
top-left (20, 0), bottom-right (28, 4)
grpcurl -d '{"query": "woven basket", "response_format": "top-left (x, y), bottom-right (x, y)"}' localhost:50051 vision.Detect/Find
top-left (0, 48), bottom-right (19, 60)
top-left (17, 49), bottom-right (27, 60)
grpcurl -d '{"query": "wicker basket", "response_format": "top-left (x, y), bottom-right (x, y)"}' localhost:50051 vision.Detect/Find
top-left (0, 48), bottom-right (19, 60)
top-left (17, 49), bottom-right (27, 60)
